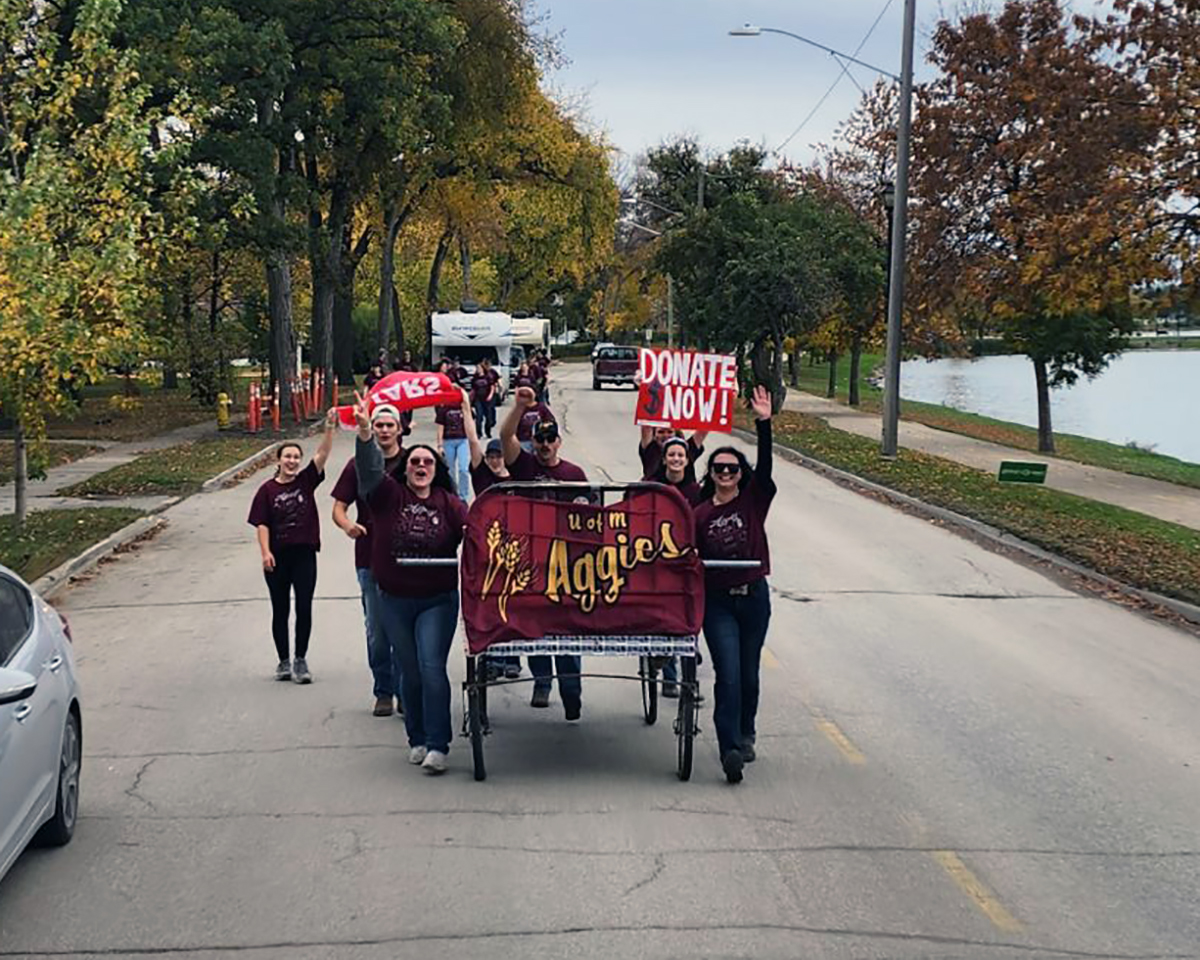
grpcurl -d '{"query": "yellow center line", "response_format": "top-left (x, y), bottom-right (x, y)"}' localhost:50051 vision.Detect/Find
top-left (931, 850), bottom-right (1023, 932)
top-left (813, 717), bottom-right (866, 765)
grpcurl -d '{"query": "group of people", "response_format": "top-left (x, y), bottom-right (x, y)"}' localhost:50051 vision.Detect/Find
top-left (248, 356), bottom-right (775, 784)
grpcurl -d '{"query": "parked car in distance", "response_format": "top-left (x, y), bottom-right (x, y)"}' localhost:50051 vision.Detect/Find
top-left (593, 345), bottom-right (639, 390)
top-left (0, 564), bottom-right (82, 886)
top-left (590, 341), bottom-right (614, 362)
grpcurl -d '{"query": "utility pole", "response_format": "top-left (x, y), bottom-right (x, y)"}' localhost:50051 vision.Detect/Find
top-left (881, 0), bottom-right (917, 459)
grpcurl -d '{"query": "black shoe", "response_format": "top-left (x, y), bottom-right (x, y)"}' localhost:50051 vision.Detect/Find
top-left (531, 687), bottom-right (551, 708)
top-left (722, 749), bottom-right (744, 784)
top-left (741, 740), bottom-right (756, 763)
top-left (564, 698), bottom-right (581, 721)
top-left (661, 683), bottom-right (679, 699)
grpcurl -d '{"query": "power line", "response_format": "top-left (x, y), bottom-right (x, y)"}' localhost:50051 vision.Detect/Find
top-left (774, 0), bottom-right (895, 156)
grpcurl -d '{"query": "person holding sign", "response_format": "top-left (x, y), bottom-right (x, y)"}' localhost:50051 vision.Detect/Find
top-left (353, 391), bottom-right (468, 776)
top-left (694, 385), bottom-right (776, 784)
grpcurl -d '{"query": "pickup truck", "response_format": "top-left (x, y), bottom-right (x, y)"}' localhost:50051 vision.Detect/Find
top-left (592, 345), bottom-right (639, 390)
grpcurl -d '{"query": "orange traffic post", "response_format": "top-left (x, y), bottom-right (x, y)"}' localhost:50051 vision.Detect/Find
top-left (271, 383), bottom-right (281, 432)
top-left (248, 383), bottom-right (259, 433)
top-left (290, 379), bottom-right (302, 424)
top-left (332, 375), bottom-right (338, 409)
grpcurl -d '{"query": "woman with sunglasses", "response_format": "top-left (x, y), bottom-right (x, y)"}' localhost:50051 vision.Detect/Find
top-left (353, 391), bottom-right (467, 775)
top-left (694, 385), bottom-right (775, 784)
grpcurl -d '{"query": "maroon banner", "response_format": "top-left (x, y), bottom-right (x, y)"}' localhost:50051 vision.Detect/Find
top-left (462, 486), bottom-right (704, 653)
top-left (336, 371), bottom-right (461, 427)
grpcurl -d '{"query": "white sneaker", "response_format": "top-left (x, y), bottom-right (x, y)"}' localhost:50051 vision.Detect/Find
top-left (421, 750), bottom-right (448, 775)
top-left (408, 746), bottom-right (428, 765)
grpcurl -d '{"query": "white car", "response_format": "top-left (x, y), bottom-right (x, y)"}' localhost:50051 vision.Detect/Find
top-left (0, 563), bottom-right (82, 884)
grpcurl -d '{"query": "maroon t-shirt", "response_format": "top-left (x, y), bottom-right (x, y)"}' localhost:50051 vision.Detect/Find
top-left (693, 476), bottom-right (775, 590)
top-left (516, 403), bottom-right (556, 443)
top-left (514, 374), bottom-right (535, 390)
top-left (471, 371), bottom-right (492, 402)
top-left (330, 453), bottom-right (405, 569)
top-left (509, 449), bottom-right (588, 483)
top-left (435, 405), bottom-right (467, 440)
top-left (248, 461), bottom-right (324, 551)
top-left (639, 436), bottom-right (705, 481)
top-left (367, 481), bottom-right (468, 598)
top-left (471, 461), bottom-right (506, 496)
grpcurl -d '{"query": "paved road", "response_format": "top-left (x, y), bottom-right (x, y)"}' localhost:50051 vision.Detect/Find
top-left (788, 391), bottom-right (1200, 531)
top-left (2, 365), bottom-right (1198, 959)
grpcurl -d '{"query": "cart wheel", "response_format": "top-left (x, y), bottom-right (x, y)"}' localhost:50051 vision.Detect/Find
top-left (676, 657), bottom-right (698, 781)
top-left (469, 686), bottom-right (487, 782)
top-left (639, 656), bottom-right (658, 725)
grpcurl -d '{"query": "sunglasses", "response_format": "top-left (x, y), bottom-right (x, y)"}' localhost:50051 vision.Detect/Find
top-left (533, 433), bottom-right (558, 444)
top-left (409, 457), bottom-right (436, 467)
top-left (711, 462), bottom-right (741, 475)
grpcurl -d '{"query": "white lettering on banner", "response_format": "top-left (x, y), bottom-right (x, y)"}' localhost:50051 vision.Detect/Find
top-left (640, 348), bottom-right (738, 390)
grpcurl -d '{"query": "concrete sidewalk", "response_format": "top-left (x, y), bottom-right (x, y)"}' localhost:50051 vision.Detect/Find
top-left (0, 419), bottom-right (228, 514)
top-left (786, 391), bottom-right (1200, 532)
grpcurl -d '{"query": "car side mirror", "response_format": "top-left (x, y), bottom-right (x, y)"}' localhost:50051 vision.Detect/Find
top-left (0, 668), bottom-right (38, 706)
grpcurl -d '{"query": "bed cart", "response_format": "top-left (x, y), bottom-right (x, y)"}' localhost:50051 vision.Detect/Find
top-left (451, 481), bottom-right (756, 783)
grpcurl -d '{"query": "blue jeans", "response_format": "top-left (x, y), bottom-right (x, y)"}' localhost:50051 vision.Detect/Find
top-left (376, 589), bottom-right (460, 754)
top-left (529, 655), bottom-right (582, 704)
top-left (703, 579), bottom-right (771, 757)
top-left (356, 568), bottom-right (400, 700)
top-left (443, 437), bottom-right (471, 501)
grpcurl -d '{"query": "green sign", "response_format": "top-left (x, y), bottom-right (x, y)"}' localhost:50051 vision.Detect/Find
top-left (998, 461), bottom-right (1048, 484)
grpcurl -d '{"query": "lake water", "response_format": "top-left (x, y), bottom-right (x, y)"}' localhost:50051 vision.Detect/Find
top-left (898, 350), bottom-right (1200, 464)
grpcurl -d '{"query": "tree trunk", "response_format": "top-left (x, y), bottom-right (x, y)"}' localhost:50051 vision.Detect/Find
top-left (1033, 356), bottom-right (1055, 453)
top-left (459, 233), bottom-right (472, 302)
top-left (788, 347), bottom-right (799, 388)
top-left (209, 247), bottom-right (228, 397)
top-left (770, 329), bottom-right (787, 413)
top-left (425, 225), bottom-right (454, 366)
top-left (162, 363), bottom-right (179, 390)
top-left (849, 334), bottom-right (863, 406)
top-left (826, 350), bottom-right (839, 399)
top-left (391, 287), bottom-right (405, 362)
top-left (13, 419), bottom-right (27, 529)
top-left (377, 204), bottom-right (401, 355)
top-left (259, 92), bottom-right (296, 414)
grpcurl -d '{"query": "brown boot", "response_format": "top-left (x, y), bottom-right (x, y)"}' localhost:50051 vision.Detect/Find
top-left (373, 696), bottom-right (394, 717)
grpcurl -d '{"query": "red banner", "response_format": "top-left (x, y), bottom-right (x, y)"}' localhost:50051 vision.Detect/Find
top-left (461, 486), bottom-right (704, 653)
top-left (635, 348), bottom-right (738, 433)
top-left (336, 371), bottom-right (461, 427)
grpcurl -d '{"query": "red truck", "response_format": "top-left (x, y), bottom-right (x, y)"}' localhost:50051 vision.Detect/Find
top-left (592, 345), bottom-right (639, 390)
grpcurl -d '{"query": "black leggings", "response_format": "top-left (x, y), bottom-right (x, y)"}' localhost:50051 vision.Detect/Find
top-left (263, 546), bottom-right (317, 661)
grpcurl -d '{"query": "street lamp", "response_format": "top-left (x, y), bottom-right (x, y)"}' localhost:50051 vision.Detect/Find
top-left (730, 6), bottom-right (916, 458)
top-left (619, 216), bottom-right (676, 348)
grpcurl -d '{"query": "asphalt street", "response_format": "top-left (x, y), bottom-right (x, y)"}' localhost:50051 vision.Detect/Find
top-left (1, 363), bottom-right (1197, 959)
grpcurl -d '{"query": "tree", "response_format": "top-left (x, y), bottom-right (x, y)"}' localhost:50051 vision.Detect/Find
top-left (912, 0), bottom-right (1163, 452)
top-left (0, 0), bottom-right (158, 527)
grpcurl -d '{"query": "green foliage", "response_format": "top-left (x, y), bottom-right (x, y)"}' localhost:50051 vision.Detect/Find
top-left (0, 508), bottom-right (144, 582)
top-left (58, 436), bottom-right (271, 496)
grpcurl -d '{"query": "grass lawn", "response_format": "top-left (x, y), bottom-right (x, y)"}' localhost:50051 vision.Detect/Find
top-left (0, 508), bottom-right (144, 583)
top-left (58, 436), bottom-right (272, 497)
top-left (749, 409), bottom-right (1200, 607)
top-left (34, 377), bottom-right (239, 442)
top-left (0, 441), bottom-right (103, 485)
top-left (794, 351), bottom-right (1200, 489)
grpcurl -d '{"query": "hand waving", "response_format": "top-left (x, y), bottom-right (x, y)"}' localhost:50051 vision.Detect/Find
top-left (352, 390), bottom-right (372, 438)
top-left (749, 385), bottom-right (772, 421)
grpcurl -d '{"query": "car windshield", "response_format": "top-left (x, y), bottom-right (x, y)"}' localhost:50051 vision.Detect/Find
top-left (598, 347), bottom-right (636, 361)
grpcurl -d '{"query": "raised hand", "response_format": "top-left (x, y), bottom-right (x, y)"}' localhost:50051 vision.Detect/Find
top-left (352, 390), bottom-right (372, 437)
top-left (750, 384), bottom-right (772, 421)
top-left (515, 386), bottom-right (537, 408)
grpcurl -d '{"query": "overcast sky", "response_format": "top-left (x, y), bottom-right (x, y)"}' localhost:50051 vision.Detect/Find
top-left (531, 0), bottom-right (1112, 173)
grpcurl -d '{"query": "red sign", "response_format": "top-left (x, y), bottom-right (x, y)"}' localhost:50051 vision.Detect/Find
top-left (635, 348), bottom-right (738, 433)
top-left (336, 371), bottom-right (461, 427)
top-left (461, 487), bottom-right (704, 653)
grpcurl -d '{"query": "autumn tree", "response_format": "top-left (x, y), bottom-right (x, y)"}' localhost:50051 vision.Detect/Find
top-left (0, 0), bottom-right (159, 527)
top-left (912, 0), bottom-right (1163, 452)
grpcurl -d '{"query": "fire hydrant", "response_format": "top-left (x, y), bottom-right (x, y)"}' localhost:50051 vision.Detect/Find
top-left (216, 392), bottom-right (231, 430)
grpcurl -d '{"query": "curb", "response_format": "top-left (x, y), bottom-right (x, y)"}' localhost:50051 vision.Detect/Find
top-left (32, 515), bottom-right (167, 600)
top-left (732, 427), bottom-right (1200, 630)
top-left (200, 441), bottom-right (280, 491)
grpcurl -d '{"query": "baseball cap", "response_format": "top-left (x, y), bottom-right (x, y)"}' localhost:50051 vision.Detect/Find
top-left (532, 421), bottom-right (559, 441)
top-left (485, 439), bottom-right (504, 456)
top-left (371, 403), bottom-right (401, 424)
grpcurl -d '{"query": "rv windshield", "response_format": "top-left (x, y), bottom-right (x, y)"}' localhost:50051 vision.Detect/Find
top-left (446, 346), bottom-right (499, 366)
